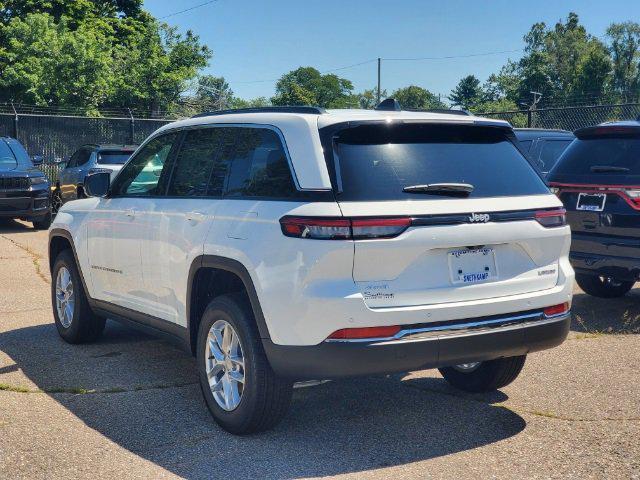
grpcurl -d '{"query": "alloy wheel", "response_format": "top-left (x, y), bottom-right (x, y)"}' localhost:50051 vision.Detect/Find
top-left (55, 266), bottom-right (75, 328)
top-left (205, 319), bottom-right (245, 411)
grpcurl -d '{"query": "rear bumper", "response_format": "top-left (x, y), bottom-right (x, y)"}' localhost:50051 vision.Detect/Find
top-left (571, 252), bottom-right (640, 281)
top-left (264, 311), bottom-right (570, 380)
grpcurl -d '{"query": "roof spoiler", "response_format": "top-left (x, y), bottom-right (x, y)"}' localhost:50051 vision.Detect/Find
top-left (575, 125), bottom-right (640, 139)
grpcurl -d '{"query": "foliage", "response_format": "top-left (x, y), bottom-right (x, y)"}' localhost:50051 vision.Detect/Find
top-left (449, 75), bottom-right (483, 110)
top-left (355, 87), bottom-right (387, 109)
top-left (271, 67), bottom-right (355, 108)
top-left (0, 3), bottom-right (210, 114)
top-left (391, 85), bottom-right (446, 110)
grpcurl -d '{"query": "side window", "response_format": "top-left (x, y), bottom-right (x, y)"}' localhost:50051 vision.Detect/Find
top-left (224, 128), bottom-right (297, 198)
top-left (538, 139), bottom-right (573, 172)
top-left (67, 150), bottom-right (81, 168)
top-left (76, 148), bottom-right (92, 166)
top-left (111, 133), bottom-right (178, 196)
top-left (0, 140), bottom-right (17, 170)
top-left (167, 128), bottom-right (228, 197)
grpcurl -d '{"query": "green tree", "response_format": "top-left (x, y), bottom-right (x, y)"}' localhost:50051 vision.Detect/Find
top-left (0, 13), bottom-right (114, 109)
top-left (606, 22), bottom-right (640, 101)
top-left (391, 85), bottom-right (446, 110)
top-left (449, 75), bottom-right (483, 110)
top-left (229, 96), bottom-right (271, 109)
top-left (195, 75), bottom-right (233, 110)
top-left (271, 67), bottom-right (354, 108)
top-left (354, 87), bottom-right (387, 109)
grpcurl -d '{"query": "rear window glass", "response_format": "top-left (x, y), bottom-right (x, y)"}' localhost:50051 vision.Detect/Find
top-left (552, 137), bottom-right (640, 175)
top-left (97, 151), bottom-right (133, 165)
top-left (538, 139), bottom-right (572, 172)
top-left (329, 124), bottom-right (548, 201)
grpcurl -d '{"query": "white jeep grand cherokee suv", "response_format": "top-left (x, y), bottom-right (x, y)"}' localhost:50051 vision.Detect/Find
top-left (48, 105), bottom-right (574, 434)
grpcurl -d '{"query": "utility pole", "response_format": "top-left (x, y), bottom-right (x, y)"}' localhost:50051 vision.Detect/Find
top-left (377, 58), bottom-right (381, 104)
top-left (528, 91), bottom-right (542, 127)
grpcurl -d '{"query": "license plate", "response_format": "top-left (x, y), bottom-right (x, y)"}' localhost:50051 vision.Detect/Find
top-left (448, 247), bottom-right (497, 284)
top-left (576, 192), bottom-right (606, 211)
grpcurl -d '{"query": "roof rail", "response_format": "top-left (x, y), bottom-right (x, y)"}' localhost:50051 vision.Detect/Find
top-left (374, 98), bottom-right (402, 111)
top-left (191, 106), bottom-right (326, 118)
top-left (405, 108), bottom-right (471, 116)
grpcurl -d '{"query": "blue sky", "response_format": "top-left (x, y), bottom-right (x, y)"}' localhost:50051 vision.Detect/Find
top-left (144, 0), bottom-right (640, 101)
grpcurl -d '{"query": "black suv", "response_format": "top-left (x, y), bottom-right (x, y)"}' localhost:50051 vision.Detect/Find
top-left (0, 137), bottom-right (51, 229)
top-left (514, 128), bottom-right (574, 176)
top-left (547, 121), bottom-right (640, 297)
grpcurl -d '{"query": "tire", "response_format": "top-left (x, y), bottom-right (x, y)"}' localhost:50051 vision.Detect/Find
top-left (197, 293), bottom-right (293, 434)
top-left (32, 211), bottom-right (52, 230)
top-left (438, 355), bottom-right (526, 393)
top-left (51, 250), bottom-right (106, 344)
top-left (575, 273), bottom-right (634, 298)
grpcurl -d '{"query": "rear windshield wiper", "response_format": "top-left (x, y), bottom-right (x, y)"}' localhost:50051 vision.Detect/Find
top-left (402, 183), bottom-right (474, 196)
top-left (590, 165), bottom-right (630, 173)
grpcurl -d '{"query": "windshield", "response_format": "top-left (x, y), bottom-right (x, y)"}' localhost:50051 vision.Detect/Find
top-left (328, 123), bottom-right (549, 201)
top-left (97, 150), bottom-right (134, 165)
top-left (0, 140), bottom-right (18, 170)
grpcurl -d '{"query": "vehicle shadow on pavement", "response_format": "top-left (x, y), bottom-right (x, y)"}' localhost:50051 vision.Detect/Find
top-left (571, 289), bottom-right (640, 334)
top-left (0, 219), bottom-right (36, 234)
top-left (0, 321), bottom-right (526, 479)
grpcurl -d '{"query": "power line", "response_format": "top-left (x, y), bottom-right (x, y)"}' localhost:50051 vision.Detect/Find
top-left (159, 0), bottom-right (220, 20)
top-left (382, 48), bottom-right (523, 61)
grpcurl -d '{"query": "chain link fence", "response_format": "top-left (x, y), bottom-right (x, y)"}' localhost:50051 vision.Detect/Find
top-left (0, 111), bottom-right (171, 183)
top-left (2, 102), bottom-right (640, 183)
top-left (477, 103), bottom-right (640, 131)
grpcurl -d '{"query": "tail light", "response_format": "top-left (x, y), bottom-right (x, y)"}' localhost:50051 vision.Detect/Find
top-left (280, 216), bottom-right (410, 240)
top-left (543, 302), bottom-right (570, 318)
top-left (535, 208), bottom-right (566, 228)
top-left (327, 325), bottom-right (401, 340)
top-left (624, 189), bottom-right (640, 207)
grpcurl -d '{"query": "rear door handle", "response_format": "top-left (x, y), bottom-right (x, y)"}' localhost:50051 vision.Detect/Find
top-left (125, 208), bottom-right (135, 218)
top-left (187, 211), bottom-right (206, 223)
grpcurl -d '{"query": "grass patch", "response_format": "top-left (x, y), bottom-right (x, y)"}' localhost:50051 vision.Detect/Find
top-left (0, 383), bottom-right (33, 393)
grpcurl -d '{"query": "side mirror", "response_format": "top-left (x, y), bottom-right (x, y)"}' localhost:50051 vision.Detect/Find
top-left (31, 155), bottom-right (44, 166)
top-left (84, 171), bottom-right (110, 197)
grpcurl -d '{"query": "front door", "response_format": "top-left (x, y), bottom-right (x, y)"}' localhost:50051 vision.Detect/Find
top-left (85, 132), bottom-right (179, 312)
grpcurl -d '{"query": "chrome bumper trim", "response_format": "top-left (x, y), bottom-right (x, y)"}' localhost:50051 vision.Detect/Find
top-left (325, 311), bottom-right (570, 344)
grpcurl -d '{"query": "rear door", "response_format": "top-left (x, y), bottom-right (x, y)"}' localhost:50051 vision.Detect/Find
top-left (327, 122), bottom-right (565, 308)
top-left (548, 127), bottom-right (640, 257)
top-left (139, 127), bottom-right (227, 324)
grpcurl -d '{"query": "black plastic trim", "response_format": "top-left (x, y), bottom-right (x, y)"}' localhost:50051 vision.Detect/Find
top-left (191, 106), bottom-right (326, 118)
top-left (264, 315), bottom-right (570, 380)
top-left (187, 255), bottom-right (271, 351)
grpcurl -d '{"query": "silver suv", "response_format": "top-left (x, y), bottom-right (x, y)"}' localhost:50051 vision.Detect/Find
top-left (54, 144), bottom-right (136, 209)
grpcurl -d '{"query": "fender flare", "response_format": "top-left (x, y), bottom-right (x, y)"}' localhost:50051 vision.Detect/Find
top-left (187, 255), bottom-right (272, 353)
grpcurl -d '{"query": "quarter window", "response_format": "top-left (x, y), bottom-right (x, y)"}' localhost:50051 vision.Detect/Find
top-left (111, 133), bottom-right (177, 196)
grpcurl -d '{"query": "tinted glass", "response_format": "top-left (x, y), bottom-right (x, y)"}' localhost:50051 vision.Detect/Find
top-left (538, 139), bottom-right (572, 172)
top-left (331, 124), bottom-right (548, 201)
top-left (112, 133), bottom-right (177, 196)
top-left (168, 128), bottom-right (227, 197)
top-left (68, 148), bottom-right (91, 168)
top-left (552, 137), bottom-right (640, 176)
top-left (225, 128), bottom-right (297, 198)
top-left (0, 141), bottom-right (17, 170)
top-left (6, 139), bottom-right (33, 167)
top-left (518, 139), bottom-right (533, 152)
top-left (97, 151), bottom-right (134, 165)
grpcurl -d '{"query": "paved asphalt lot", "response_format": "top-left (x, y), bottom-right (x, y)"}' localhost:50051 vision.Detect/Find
top-left (0, 219), bottom-right (638, 479)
